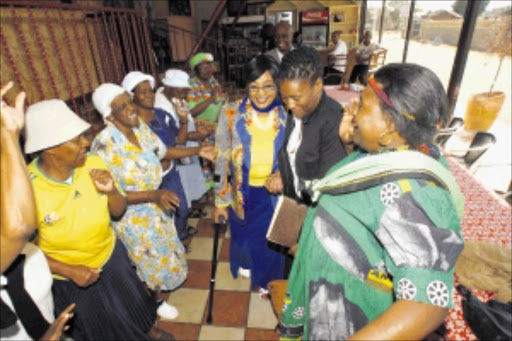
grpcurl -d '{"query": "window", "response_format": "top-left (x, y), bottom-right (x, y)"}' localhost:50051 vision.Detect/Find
top-left (169, 0), bottom-right (192, 17)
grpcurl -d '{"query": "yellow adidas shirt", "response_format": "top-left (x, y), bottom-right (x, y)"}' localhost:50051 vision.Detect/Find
top-left (28, 155), bottom-right (116, 276)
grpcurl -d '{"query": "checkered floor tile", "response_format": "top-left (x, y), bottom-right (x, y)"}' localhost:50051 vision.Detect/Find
top-left (155, 198), bottom-right (279, 341)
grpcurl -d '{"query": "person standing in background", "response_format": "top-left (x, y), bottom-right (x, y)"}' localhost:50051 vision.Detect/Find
top-left (187, 53), bottom-right (225, 191)
top-left (265, 21), bottom-right (294, 64)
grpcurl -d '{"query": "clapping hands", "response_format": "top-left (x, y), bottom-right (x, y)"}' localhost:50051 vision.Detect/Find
top-left (171, 98), bottom-right (189, 123)
top-left (90, 169), bottom-right (116, 194)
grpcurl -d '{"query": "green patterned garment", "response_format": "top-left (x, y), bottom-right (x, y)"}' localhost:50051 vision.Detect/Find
top-left (280, 150), bottom-right (464, 340)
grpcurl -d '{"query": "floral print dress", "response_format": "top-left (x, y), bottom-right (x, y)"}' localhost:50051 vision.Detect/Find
top-left (91, 121), bottom-right (187, 291)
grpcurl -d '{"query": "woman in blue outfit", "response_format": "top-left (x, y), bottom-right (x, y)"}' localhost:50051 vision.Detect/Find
top-left (214, 55), bottom-right (286, 292)
top-left (122, 71), bottom-right (212, 241)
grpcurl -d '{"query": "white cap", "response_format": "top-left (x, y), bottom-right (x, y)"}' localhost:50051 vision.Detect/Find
top-left (121, 71), bottom-right (155, 93)
top-left (24, 99), bottom-right (91, 154)
top-left (92, 83), bottom-right (127, 119)
top-left (161, 69), bottom-right (192, 89)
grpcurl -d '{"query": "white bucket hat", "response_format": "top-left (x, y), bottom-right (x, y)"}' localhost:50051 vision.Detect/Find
top-left (121, 71), bottom-right (155, 93)
top-left (161, 69), bottom-right (192, 89)
top-left (24, 99), bottom-right (91, 154)
top-left (92, 83), bottom-right (127, 119)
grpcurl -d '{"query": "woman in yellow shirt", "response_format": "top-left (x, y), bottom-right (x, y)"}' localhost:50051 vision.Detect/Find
top-left (24, 100), bottom-right (171, 340)
top-left (214, 55), bottom-right (286, 292)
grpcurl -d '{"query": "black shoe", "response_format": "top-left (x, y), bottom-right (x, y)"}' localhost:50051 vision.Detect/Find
top-left (188, 208), bottom-right (206, 218)
top-left (187, 226), bottom-right (198, 236)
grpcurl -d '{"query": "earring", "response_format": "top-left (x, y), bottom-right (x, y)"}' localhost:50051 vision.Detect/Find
top-left (378, 130), bottom-right (396, 147)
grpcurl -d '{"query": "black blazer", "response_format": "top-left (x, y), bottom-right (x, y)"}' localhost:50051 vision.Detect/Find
top-left (278, 91), bottom-right (347, 202)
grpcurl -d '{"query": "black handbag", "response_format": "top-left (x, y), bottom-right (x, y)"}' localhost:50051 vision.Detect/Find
top-left (457, 285), bottom-right (512, 340)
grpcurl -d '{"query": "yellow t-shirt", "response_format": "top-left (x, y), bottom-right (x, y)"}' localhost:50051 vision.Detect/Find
top-left (248, 114), bottom-right (275, 186)
top-left (27, 155), bottom-right (116, 276)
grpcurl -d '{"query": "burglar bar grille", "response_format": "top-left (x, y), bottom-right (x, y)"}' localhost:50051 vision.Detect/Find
top-left (0, 0), bottom-right (155, 121)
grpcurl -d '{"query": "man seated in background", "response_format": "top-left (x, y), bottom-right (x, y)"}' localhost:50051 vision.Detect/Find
top-left (349, 30), bottom-right (380, 86)
top-left (326, 30), bottom-right (348, 74)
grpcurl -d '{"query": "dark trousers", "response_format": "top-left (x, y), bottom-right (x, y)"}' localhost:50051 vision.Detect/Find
top-left (349, 64), bottom-right (369, 85)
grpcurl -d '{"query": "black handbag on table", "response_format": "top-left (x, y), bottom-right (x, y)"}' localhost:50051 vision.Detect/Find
top-left (457, 285), bottom-right (512, 340)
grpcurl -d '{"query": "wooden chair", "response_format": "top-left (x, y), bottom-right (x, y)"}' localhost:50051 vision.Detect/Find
top-left (368, 48), bottom-right (387, 78)
top-left (464, 132), bottom-right (496, 168)
top-left (435, 117), bottom-right (464, 147)
top-left (324, 53), bottom-right (348, 85)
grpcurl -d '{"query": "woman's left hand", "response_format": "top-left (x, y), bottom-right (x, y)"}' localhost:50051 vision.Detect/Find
top-left (90, 169), bottom-right (115, 194)
top-left (199, 145), bottom-right (216, 162)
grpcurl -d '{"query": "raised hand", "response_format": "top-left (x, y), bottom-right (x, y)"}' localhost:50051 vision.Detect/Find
top-left (199, 145), bottom-right (216, 162)
top-left (340, 97), bottom-right (358, 153)
top-left (171, 98), bottom-right (189, 122)
top-left (70, 265), bottom-right (101, 287)
top-left (1, 81), bottom-right (26, 135)
top-left (153, 189), bottom-right (180, 212)
top-left (89, 169), bottom-right (115, 194)
top-left (40, 303), bottom-right (75, 341)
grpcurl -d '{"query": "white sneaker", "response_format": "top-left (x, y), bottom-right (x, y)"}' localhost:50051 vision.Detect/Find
top-left (157, 301), bottom-right (179, 320)
top-left (238, 267), bottom-right (251, 278)
top-left (258, 287), bottom-right (269, 300)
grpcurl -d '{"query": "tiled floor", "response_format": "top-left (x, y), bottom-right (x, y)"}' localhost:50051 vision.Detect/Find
top-left (156, 199), bottom-right (280, 341)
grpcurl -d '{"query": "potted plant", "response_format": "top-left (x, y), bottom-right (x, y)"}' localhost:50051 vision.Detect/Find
top-left (464, 13), bottom-right (511, 131)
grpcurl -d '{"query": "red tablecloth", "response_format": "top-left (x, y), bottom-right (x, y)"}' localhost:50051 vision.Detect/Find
top-left (445, 157), bottom-right (511, 340)
top-left (323, 85), bottom-right (360, 105)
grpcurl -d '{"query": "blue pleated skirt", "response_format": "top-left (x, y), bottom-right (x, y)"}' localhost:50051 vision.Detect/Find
top-left (52, 240), bottom-right (157, 340)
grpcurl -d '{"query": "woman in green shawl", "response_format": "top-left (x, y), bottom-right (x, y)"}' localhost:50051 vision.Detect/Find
top-left (279, 63), bottom-right (465, 340)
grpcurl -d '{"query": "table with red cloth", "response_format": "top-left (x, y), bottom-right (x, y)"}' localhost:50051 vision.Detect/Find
top-left (324, 85), bottom-right (360, 106)
top-left (445, 156), bottom-right (511, 340)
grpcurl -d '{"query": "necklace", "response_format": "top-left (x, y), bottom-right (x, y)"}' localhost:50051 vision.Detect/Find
top-left (252, 110), bottom-right (275, 130)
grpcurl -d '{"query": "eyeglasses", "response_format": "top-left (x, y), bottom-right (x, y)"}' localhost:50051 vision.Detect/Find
top-left (248, 85), bottom-right (276, 93)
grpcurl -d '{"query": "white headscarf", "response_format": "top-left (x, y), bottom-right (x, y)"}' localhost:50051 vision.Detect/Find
top-left (92, 83), bottom-right (126, 119)
top-left (121, 71), bottom-right (155, 93)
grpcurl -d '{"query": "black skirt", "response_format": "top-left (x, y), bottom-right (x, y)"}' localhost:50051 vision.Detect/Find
top-left (52, 240), bottom-right (157, 340)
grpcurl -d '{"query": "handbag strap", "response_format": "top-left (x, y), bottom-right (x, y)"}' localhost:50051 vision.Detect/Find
top-left (3, 254), bottom-right (51, 339)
